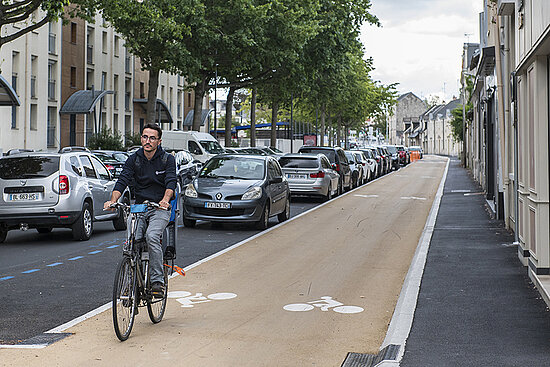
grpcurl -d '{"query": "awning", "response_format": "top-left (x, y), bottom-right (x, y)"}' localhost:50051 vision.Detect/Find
top-left (134, 98), bottom-right (174, 125)
top-left (479, 46), bottom-right (495, 76)
top-left (60, 89), bottom-right (113, 114)
top-left (184, 109), bottom-right (213, 127)
top-left (0, 74), bottom-right (20, 106)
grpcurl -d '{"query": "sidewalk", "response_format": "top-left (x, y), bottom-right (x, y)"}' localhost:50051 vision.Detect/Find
top-left (401, 158), bottom-right (550, 366)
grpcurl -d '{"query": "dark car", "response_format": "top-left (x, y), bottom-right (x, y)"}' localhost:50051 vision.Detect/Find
top-left (174, 150), bottom-right (200, 189)
top-left (297, 146), bottom-right (352, 194)
top-left (383, 145), bottom-right (399, 170)
top-left (92, 150), bottom-right (129, 178)
top-left (395, 145), bottom-right (409, 166)
top-left (182, 154), bottom-right (290, 229)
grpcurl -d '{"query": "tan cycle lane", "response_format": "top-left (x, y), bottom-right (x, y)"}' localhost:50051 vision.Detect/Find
top-left (1, 156), bottom-right (447, 367)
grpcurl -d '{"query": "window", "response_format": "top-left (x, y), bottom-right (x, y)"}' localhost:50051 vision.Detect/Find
top-left (70, 67), bottom-right (76, 88)
top-left (140, 82), bottom-right (145, 99)
top-left (30, 55), bottom-right (37, 98)
top-left (86, 68), bottom-right (94, 90)
top-left (90, 156), bottom-right (110, 180)
top-left (188, 141), bottom-right (202, 155)
top-left (102, 31), bottom-right (108, 53)
top-left (48, 22), bottom-right (56, 54)
top-left (113, 74), bottom-right (119, 109)
top-left (79, 155), bottom-right (96, 178)
top-left (69, 156), bottom-right (82, 176)
top-left (30, 104), bottom-right (37, 131)
top-left (71, 23), bottom-right (77, 43)
top-left (47, 107), bottom-right (56, 147)
top-left (48, 61), bottom-right (56, 100)
top-left (114, 36), bottom-right (119, 57)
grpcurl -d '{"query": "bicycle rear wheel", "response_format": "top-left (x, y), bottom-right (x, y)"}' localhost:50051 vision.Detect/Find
top-left (147, 264), bottom-right (168, 323)
top-left (113, 256), bottom-right (137, 341)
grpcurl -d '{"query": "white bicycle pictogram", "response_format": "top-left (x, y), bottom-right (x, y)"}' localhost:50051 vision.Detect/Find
top-left (283, 296), bottom-right (364, 314)
top-left (167, 291), bottom-right (237, 308)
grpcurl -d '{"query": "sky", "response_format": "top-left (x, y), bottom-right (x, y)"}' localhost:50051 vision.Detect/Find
top-left (360, 0), bottom-right (483, 103)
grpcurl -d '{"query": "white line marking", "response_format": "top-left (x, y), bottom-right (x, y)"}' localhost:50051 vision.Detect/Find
top-left (381, 157), bottom-right (450, 365)
top-left (400, 196), bottom-right (427, 201)
top-left (106, 245), bottom-right (119, 249)
top-left (68, 256), bottom-right (83, 261)
top-left (88, 250), bottom-right (102, 255)
top-left (0, 276), bottom-right (14, 281)
top-left (0, 344), bottom-right (48, 349)
top-left (451, 189), bottom-right (471, 193)
top-left (354, 194), bottom-right (379, 198)
top-left (47, 262), bottom-right (63, 267)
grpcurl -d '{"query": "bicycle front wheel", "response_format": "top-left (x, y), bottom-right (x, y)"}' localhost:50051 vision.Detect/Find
top-left (113, 256), bottom-right (137, 341)
top-left (147, 264), bottom-right (168, 323)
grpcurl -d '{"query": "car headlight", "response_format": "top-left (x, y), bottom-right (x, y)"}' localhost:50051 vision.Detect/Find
top-left (185, 183), bottom-right (198, 198)
top-left (241, 186), bottom-right (262, 200)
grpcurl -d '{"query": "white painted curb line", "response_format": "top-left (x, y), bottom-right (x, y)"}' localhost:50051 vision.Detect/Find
top-left (378, 157), bottom-right (450, 365)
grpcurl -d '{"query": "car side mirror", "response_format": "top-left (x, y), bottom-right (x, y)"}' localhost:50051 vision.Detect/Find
top-left (270, 176), bottom-right (283, 184)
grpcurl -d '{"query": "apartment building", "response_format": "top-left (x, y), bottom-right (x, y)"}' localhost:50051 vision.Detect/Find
top-left (388, 92), bottom-right (427, 145)
top-left (0, 9), bottom-right (208, 153)
top-left (419, 99), bottom-right (461, 157)
top-left (465, 0), bottom-right (550, 305)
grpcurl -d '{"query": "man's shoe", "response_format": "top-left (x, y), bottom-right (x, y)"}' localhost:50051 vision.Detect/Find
top-left (151, 282), bottom-right (165, 299)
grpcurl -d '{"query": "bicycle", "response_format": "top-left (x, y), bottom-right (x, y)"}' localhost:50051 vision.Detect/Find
top-left (110, 200), bottom-right (172, 341)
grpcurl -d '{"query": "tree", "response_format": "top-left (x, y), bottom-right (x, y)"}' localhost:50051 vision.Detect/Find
top-left (90, 0), bottom-right (200, 124)
top-left (88, 127), bottom-right (124, 150)
top-left (0, 0), bottom-right (69, 51)
top-left (449, 75), bottom-right (474, 142)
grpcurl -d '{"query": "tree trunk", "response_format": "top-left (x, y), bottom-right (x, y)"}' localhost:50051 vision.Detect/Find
top-left (336, 115), bottom-right (342, 147)
top-left (320, 103), bottom-right (326, 146)
top-left (250, 88), bottom-right (257, 147)
top-left (192, 76), bottom-right (208, 132)
top-left (225, 87), bottom-right (236, 147)
top-left (271, 99), bottom-right (279, 148)
top-left (344, 124), bottom-right (349, 149)
top-left (146, 68), bottom-right (160, 125)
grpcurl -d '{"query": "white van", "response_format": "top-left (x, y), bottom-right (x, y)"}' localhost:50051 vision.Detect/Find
top-left (161, 130), bottom-right (225, 163)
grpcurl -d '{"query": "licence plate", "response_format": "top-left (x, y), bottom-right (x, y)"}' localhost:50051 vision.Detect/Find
top-left (205, 202), bottom-right (231, 209)
top-left (287, 174), bottom-right (308, 179)
top-left (9, 193), bottom-right (40, 201)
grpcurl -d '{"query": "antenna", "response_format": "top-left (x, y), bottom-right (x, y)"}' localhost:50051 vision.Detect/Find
top-left (464, 32), bottom-right (473, 43)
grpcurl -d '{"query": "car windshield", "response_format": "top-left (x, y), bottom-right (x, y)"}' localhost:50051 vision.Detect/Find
top-left (200, 156), bottom-right (265, 180)
top-left (385, 146), bottom-right (397, 154)
top-left (94, 153), bottom-right (118, 164)
top-left (279, 157), bottom-right (319, 168)
top-left (270, 147), bottom-right (283, 153)
top-left (345, 152), bottom-right (356, 162)
top-left (112, 152), bottom-right (128, 162)
top-left (409, 147), bottom-right (420, 151)
top-left (0, 156), bottom-right (60, 179)
top-left (200, 140), bottom-right (225, 154)
top-left (299, 149), bottom-right (335, 163)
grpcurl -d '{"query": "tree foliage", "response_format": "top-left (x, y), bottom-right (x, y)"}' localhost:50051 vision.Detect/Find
top-left (88, 127), bottom-right (124, 150)
top-left (449, 75), bottom-right (474, 142)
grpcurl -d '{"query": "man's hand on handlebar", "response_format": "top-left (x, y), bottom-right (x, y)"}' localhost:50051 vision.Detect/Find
top-left (104, 200), bottom-right (116, 211)
top-left (159, 199), bottom-right (171, 211)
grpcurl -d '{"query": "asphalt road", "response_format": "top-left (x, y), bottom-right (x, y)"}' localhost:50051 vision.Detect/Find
top-left (0, 198), bottom-right (319, 344)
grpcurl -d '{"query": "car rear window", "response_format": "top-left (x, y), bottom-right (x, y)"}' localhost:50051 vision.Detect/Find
top-left (299, 149), bottom-right (335, 162)
top-left (0, 156), bottom-right (60, 179)
top-left (279, 157), bottom-right (319, 168)
top-left (385, 146), bottom-right (397, 154)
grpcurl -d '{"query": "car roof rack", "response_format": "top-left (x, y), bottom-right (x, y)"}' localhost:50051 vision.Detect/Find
top-left (58, 146), bottom-right (91, 153)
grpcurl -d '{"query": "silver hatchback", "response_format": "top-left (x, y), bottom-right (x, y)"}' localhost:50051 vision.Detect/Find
top-left (0, 151), bottom-right (130, 243)
top-left (279, 153), bottom-right (339, 201)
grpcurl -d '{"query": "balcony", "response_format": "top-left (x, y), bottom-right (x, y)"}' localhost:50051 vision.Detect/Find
top-left (48, 33), bottom-right (56, 54)
top-left (48, 79), bottom-right (56, 101)
top-left (87, 45), bottom-right (93, 64)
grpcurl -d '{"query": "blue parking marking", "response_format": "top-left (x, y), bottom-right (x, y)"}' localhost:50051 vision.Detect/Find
top-left (0, 276), bottom-right (14, 281)
top-left (106, 245), bottom-right (119, 249)
top-left (88, 250), bottom-right (102, 254)
top-left (68, 256), bottom-right (84, 261)
top-left (47, 262), bottom-right (63, 267)
top-left (22, 269), bottom-right (40, 274)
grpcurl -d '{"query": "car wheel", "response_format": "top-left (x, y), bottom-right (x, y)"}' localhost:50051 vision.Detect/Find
top-left (256, 203), bottom-right (270, 230)
top-left (72, 202), bottom-right (93, 241)
top-left (324, 184), bottom-right (333, 202)
top-left (0, 229), bottom-right (7, 243)
top-left (278, 196), bottom-right (290, 223)
top-left (36, 227), bottom-right (52, 234)
top-left (112, 196), bottom-right (129, 231)
top-left (183, 217), bottom-right (196, 228)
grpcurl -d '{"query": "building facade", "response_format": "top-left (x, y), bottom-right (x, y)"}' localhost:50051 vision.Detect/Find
top-left (465, 0), bottom-right (550, 305)
top-left (0, 9), bottom-right (208, 154)
top-left (388, 92), bottom-right (427, 145)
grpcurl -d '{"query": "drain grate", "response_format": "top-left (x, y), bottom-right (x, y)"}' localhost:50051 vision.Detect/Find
top-left (341, 344), bottom-right (400, 367)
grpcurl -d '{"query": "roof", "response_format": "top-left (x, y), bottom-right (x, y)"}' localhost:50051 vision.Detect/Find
top-left (0, 74), bottom-right (21, 106)
top-left (134, 98), bottom-right (174, 125)
top-left (60, 90), bottom-right (113, 114)
top-left (183, 109), bottom-right (212, 127)
top-left (397, 92), bottom-right (423, 103)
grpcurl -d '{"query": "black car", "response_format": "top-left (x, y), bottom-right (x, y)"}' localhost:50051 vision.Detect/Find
top-left (92, 150), bottom-right (129, 178)
top-left (183, 154), bottom-right (290, 229)
top-left (297, 146), bottom-right (352, 194)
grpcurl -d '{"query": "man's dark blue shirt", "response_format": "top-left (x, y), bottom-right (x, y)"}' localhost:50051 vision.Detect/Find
top-left (114, 146), bottom-right (177, 204)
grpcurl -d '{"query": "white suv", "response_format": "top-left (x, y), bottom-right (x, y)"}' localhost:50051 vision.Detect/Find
top-left (0, 151), bottom-right (131, 243)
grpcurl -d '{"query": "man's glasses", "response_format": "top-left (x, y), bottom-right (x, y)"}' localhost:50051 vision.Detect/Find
top-left (141, 135), bottom-right (159, 142)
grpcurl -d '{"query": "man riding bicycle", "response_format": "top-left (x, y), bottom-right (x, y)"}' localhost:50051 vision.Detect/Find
top-left (104, 123), bottom-right (176, 298)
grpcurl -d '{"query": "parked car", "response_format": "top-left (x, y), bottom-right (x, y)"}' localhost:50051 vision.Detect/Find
top-left (297, 146), bottom-right (352, 194)
top-left (350, 150), bottom-right (371, 183)
top-left (258, 146), bottom-right (285, 157)
top-left (279, 153), bottom-right (339, 201)
top-left (356, 148), bottom-right (378, 180)
top-left (183, 154), bottom-right (290, 229)
top-left (383, 145), bottom-right (399, 170)
top-left (345, 151), bottom-right (364, 188)
top-left (0, 151), bottom-right (131, 242)
top-left (373, 146), bottom-right (390, 175)
top-left (174, 150), bottom-right (201, 189)
top-left (92, 150), bottom-right (129, 178)
top-left (408, 146), bottom-right (423, 159)
top-left (395, 145), bottom-right (409, 166)
top-left (364, 146), bottom-right (382, 177)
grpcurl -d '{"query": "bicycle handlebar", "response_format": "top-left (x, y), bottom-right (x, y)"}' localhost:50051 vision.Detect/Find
top-left (108, 200), bottom-right (171, 211)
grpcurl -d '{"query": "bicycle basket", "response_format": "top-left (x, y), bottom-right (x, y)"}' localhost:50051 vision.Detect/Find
top-left (130, 204), bottom-right (148, 213)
